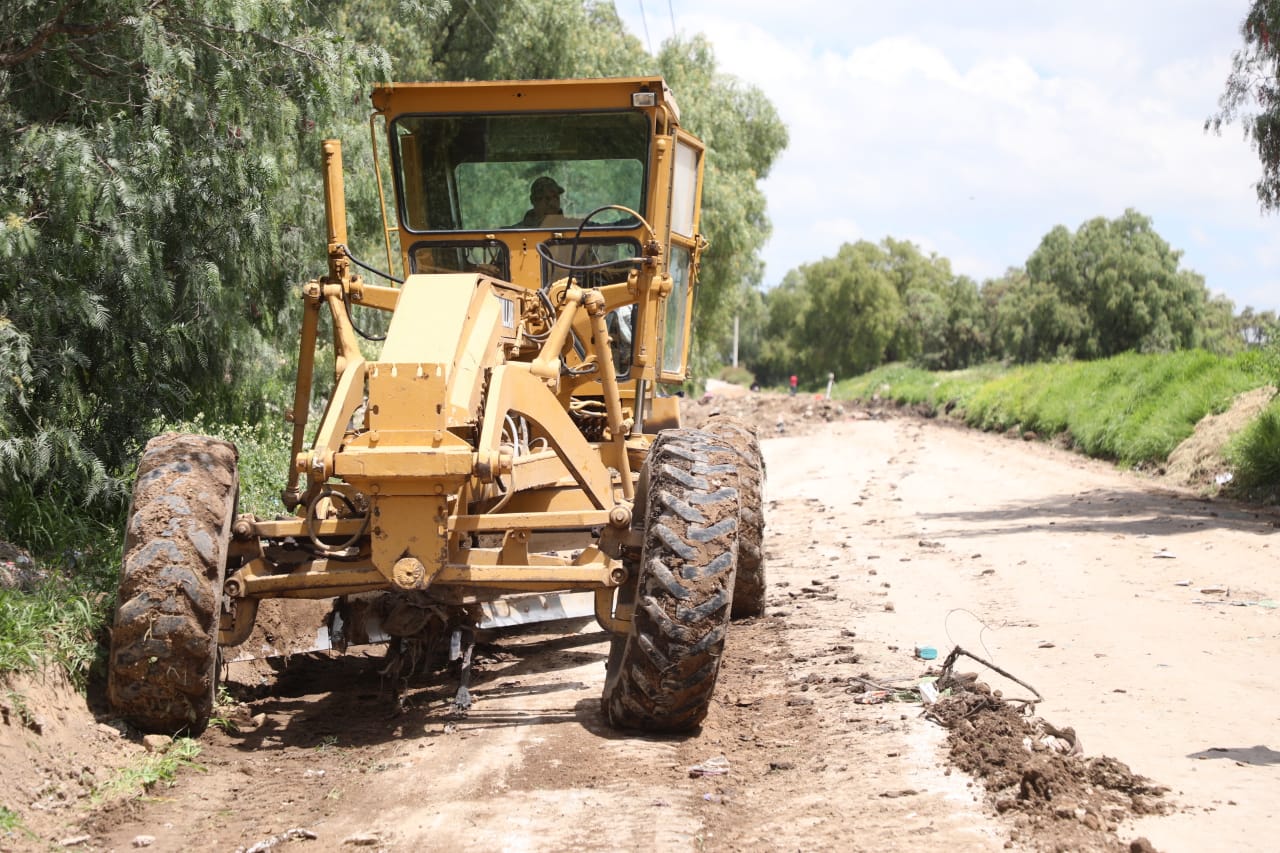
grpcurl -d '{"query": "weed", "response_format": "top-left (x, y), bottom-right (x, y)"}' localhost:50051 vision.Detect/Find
top-left (208, 715), bottom-right (238, 734)
top-left (0, 583), bottom-right (112, 686)
top-left (0, 805), bottom-right (23, 832)
top-left (96, 738), bottom-right (205, 800)
top-left (1, 690), bottom-right (33, 728)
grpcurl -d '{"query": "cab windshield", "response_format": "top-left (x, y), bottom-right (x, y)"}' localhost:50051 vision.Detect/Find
top-left (391, 111), bottom-right (650, 233)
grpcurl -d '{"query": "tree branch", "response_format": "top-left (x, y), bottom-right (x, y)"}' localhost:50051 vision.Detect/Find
top-left (0, 1), bottom-right (121, 69)
top-left (169, 16), bottom-right (327, 64)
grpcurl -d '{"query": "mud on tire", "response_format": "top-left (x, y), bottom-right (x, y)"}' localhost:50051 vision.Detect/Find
top-left (601, 428), bottom-right (740, 732)
top-left (107, 433), bottom-right (238, 735)
top-left (705, 414), bottom-right (766, 618)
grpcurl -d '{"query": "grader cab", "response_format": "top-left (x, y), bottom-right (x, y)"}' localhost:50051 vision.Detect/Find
top-left (107, 76), bottom-right (765, 736)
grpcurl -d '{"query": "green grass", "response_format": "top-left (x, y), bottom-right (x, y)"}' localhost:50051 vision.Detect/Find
top-left (95, 737), bottom-right (205, 801)
top-left (0, 583), bottom-right (111, 688)
top-left (1227, 399), bottom-right (1280, 501)
top-left (0, 804), bottom-right (34, 844)
top-left (841, 350), bottom-right (1273, 468)
top-left (0, 805), bottom-right (23, 832)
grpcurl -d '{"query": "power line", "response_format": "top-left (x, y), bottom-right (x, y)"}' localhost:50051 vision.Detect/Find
top-left (667, 0), bottom-right (676, 38)
top-left (462, 0), bottom-right (497, 39)
top-left (637, 0), bottom-right (653, 54)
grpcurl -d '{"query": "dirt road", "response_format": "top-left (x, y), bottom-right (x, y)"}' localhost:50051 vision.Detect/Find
top-left (8, 407), bottom-right (1280, 852)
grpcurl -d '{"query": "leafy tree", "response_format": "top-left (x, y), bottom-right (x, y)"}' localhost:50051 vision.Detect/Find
top-left (1201, 294), bottom-right (1245, 355)
top-left (1023, 210), bottom-right (1209, 359)
top-left (936, 275), bottom-right (988, 369)
top-left (1209, 2), bottom-right (1280, 209)
top-left (756, 242), bottom-right (901, 383)
top-left (0, 0), bottom-right (387, 520)
top-left (873, 237), bottom-right (986, 368)
top-left (983, 269), bottom-right (1088, 364)
top-left (1236, 305), bottom-right (1280, 347)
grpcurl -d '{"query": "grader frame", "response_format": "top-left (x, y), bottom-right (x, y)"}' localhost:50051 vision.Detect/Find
top-left (106, 76), bottom-right (765, 736)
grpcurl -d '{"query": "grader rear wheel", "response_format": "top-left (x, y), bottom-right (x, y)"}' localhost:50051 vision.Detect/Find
top-left (601, 428), bottom-right (740, 732)
top-left (107, 433), bottom-right (238, 735)
top-left (705, 414), bottom-right (766, 618)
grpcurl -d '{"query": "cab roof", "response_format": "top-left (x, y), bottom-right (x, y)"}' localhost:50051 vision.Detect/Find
top-left (370, 76), bottom-right (679, 123)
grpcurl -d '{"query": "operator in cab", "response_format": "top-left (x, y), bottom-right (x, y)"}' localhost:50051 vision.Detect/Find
top-left (517, 176), bottom-right (566, 227)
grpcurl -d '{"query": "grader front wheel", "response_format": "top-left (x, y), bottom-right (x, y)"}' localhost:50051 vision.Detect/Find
top-left (601, 428), bottom-right (740, 732)
top-left (107, 433), bottom-right (239, 735)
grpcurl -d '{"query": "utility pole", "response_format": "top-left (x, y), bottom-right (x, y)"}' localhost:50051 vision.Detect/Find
top-left (732, 315), bottom-right (739, 368)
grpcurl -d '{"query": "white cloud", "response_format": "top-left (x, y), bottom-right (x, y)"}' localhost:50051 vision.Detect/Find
top-left (618, 1), bottom-right (1278, 310)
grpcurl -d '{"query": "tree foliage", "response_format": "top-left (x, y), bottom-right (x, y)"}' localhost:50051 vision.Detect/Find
top-left (0, 0), bottom-right (787, 547)
top-left (1, 0), bottom-right (387, 512)
top-left (756, 241), bottom-right (902, 383)
top-left (754, 239), bottom-right (991, 384)
top-left (1024, 209), bottom-right (1209, 358)
top-left (749, 210), bottom-right (1244, 385)
top-left (1209, 1), bottom-right (1280, 209)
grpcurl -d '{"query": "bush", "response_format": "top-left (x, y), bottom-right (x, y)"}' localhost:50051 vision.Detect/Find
top-left (717, 364), bottom-right (756, 387)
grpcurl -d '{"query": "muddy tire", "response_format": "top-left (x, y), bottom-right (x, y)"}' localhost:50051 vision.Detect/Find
top-left (706, 415), bottom-right (766, 618)
top-left (601, 428), bottom-right (740, 732)
top-left (107, 433), bottom-right (238, 735)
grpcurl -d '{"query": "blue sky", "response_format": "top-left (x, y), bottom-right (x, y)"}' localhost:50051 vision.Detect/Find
top-left (615, 1), bottom-right (1280, 313)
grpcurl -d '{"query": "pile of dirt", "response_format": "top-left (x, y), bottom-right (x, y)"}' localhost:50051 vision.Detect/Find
top-left (1164, 386), bottom-right (1275, 490)
top-left (681, 386), bottom-right (859, 436)
top-left (929, 661), bottom-right (1169, 852)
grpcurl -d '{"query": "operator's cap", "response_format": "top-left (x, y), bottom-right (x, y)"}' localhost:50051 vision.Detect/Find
top-left (531, 176), bottom-right (564, 198)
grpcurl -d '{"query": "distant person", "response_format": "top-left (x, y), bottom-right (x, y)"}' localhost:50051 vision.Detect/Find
top-left (789, 374), bottom-right (798, 396)
top-left (517, 176), bottom-right (565, 227)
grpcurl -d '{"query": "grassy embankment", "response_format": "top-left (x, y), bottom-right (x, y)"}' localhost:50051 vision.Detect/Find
top-left (839, 349), bottom-right (1280, 487)
top-left (4, 349), bottom-right (1280, 688)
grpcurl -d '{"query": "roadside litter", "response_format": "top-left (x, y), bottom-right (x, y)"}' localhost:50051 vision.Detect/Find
top-left (688, 755), bottom-right (730, 778)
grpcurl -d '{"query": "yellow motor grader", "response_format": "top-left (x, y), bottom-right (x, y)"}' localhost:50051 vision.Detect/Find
top-left (106, 76), bottom-right (765, 735)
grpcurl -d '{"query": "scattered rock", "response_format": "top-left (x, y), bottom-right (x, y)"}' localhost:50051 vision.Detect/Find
top-left (0, 541), bottom-right (47, 592)
top-left (141, 734), bottom-right (172, 753)
top-left (342, 833), bottom-right (382, 847)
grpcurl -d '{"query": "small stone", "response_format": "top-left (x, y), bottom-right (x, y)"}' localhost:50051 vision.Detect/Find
top-left (132, 836), bottom-right (156, 848)
top-left (141, 734), bottom-right (172, 753)
top-left (883, 602), bottom-right (895, 612)
top-left (344, 832), bottom-right (382, 846)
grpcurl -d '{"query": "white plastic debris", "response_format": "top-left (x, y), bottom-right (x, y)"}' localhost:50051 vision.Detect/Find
top-left (688, 755), bottom-right (730, 777)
